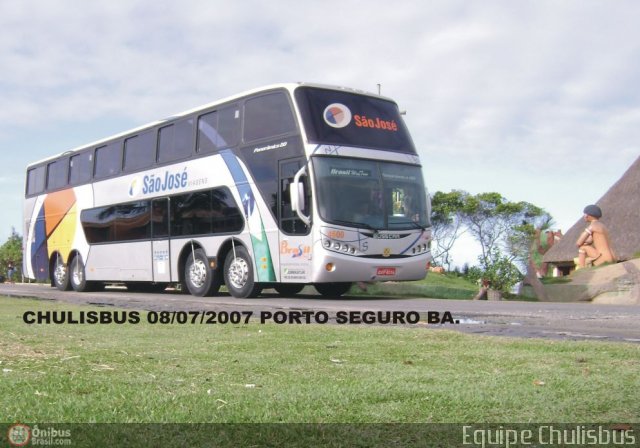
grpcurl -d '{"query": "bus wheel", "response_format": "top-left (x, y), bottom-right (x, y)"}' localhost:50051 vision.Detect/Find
top-left (52, 255), bottom-right (71, 291)
top-left (69, 256), bottom-right (89, 292)
top-left (274, 284), bottom-right (304, 296)
top-left (184, 248), bottom-right (221, 297)
top-left (314, 282), bottom-right (352, 298)
top-left (224, 246), bottom-right (262, 298)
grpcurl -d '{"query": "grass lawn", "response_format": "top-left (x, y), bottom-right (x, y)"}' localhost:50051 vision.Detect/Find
top-left (351, 273), bottom-right (479, 300)
top-left (2, 296), bottom-right (638, 425)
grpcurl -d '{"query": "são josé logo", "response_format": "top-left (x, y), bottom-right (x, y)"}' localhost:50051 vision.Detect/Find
top-left (128, 177), bottom-right (141, 197)
top-left (128, 168), bottom-right (189, 198)
top-left (323, 103), bottom-right (352, 128)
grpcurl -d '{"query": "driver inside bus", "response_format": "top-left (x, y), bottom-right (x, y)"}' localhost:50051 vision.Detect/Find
top-left (352, 200), bottom-right (370, 224)
top-left (402, 190), bottom-right (419, 222)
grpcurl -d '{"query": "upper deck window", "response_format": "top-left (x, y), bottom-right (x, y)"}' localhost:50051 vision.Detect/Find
top-left (94, 141), bottom-right (122, 180)
top-left (26, 165), bottom-right (46, 196)
top-left (46, 159), bottom-right (68, 190)
top-left (69, 152), bottom-right (93, 185)
top-left (243, 91), bottom-right (297, 143)
top-left (197, 105), bottom-right (240, 153)
top-left (124, 130), bottom-right (156, 172)
top-left (158, 118), bottom-right (194, 163)
top-left (295, 87), bottom-right (416, 154)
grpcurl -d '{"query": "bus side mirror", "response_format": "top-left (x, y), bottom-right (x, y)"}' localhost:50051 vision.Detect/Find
top-left (291, 182), bottom-right (305, 211)
top-left (290, 167), bottom-right (311, 226)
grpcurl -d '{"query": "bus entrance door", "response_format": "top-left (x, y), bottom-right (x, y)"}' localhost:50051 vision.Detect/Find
top-left (278, 159), bottom-right (312, 284)
top-left (151, 198), bottom-right (172, 283)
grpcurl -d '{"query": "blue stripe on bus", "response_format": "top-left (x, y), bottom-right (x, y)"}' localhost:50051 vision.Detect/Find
top-left (31, 205), bottom-right (49, 281)
top-left (219, 149), bottom-right (276, 282)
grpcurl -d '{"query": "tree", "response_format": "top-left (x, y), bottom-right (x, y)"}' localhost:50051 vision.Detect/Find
top-left (456, 192), bottom-right (552, 301)
top-left (430, 190), bottom-right (467, 270)
top-left (431, 190), bottom-right (553, 300)
top-left (460, 192), bottom-right (551, 268)
top-left (0, 228), bottom-right (23, 281)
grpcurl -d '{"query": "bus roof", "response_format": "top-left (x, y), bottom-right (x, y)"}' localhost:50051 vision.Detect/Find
top-left (27, 82), bottom-right (393, 168)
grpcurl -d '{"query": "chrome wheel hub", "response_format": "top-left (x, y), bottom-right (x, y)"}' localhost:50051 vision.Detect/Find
top-left (54, 262), bottom-right (66, 285)
top-left (71, 260), bottom-right (84, 286)
top-left (189, 259), bottom-right (208, 288)
top-left (228, 257), bottom-right (249, 290)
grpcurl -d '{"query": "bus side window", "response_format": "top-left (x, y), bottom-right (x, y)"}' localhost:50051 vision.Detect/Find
top-left (243, 92), bottom-right (296, 142)
top-left (197, 105), bottom-right (240, 153)
top-left (115, 202), bottom-right (150, 241)
top-left (94, 141), bottom-right (122, 179)
top-left (124, 130), bottom-right (156, 172)
top-left (69, 152), bottom-right (93, 185)
top-left (158, 118), bottom-right (194, 163)
top-left (211, 188), bottom-right (243, 233)
top-left (46, 158), bottom-right (68, 191)
top-left (81, 206), bottom-right (117, 243)
top-left (218, 106), bottom-right (240, 148)
top-left (197, 111), bottom-right (220, 153)
top-left (151, 199), bottom-right (169, 238)
top-left (171, 192), bottom-right (209, 236)
top-left (27, 165), bottom-right (46, 196)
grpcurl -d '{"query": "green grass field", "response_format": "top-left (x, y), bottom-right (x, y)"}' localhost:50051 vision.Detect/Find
top-left (2, 296), bottom-right (638, 427)
top-left (351, 273), bottom-right (479, 300)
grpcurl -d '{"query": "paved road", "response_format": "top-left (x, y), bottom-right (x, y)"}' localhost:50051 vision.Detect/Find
top-left (2, 283), bottom-right (639, 343)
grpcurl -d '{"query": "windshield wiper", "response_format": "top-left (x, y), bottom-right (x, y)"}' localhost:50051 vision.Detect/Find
top-left (331, 219), bottom-right (376, 230)
top-left (391, 220), bottom-right (428, 231)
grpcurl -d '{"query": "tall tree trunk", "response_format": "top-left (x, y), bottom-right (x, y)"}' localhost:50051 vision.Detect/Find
top-left (524, 258), bottom-right (549, 301)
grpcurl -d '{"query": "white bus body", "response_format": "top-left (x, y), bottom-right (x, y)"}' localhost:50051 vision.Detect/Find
top-left (23, 83), bottom-right (432, 298)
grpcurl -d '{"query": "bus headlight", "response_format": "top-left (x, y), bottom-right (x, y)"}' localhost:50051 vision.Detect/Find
top-left (412, 244), bottom-right (429, 255)
top-left (323, 238), bottom-right (357, 256)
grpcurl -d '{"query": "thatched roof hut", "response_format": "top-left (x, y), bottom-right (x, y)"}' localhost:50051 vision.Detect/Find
top-left (543, 155), bottom-right (640, 269)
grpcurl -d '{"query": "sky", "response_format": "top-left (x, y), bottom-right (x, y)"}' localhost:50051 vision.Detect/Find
top-left (1, 0), bottom-right (639, 267)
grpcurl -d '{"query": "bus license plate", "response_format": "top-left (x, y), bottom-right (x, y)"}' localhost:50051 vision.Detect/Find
top-left (376, 267), bottom-right (396, 276)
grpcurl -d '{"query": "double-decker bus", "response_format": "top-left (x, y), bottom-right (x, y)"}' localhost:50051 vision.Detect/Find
top-left (23, 83), bottom-right (432, 298)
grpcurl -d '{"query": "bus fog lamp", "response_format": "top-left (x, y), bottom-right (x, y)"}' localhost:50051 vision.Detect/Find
top-left (325, 263), bottom-right (336, 272)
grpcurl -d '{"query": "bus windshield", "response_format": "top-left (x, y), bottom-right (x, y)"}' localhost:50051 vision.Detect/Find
top-left (295, 87), bottom-right (416, 154)
top-left (312, 157), bottom-right (429, 231)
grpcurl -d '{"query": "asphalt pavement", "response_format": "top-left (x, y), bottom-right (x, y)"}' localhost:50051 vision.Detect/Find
top-left (1, 282), bottom-right (639, 343)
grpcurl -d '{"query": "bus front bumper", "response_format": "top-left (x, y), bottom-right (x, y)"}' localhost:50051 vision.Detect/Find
top-left (312, 251), bottom-right (432, 284)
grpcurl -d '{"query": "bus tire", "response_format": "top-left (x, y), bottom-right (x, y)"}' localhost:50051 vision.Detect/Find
top-left (314, 282), bottom-right (352, 298)
top-left (52, 254), bottom-right (71, 291)
top-left (223, 246), bottom-right (262, 298)
top-left (69, 256), bottom-right (89, 292)
top-left (274, 284), bottom-right (304, 296)
top-left (184, 248), bottom-right (221, 297)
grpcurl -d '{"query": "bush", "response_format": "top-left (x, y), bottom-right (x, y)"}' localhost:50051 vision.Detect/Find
top-left (466, 250), bottom-right (523, 293)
